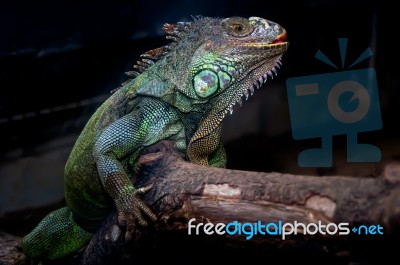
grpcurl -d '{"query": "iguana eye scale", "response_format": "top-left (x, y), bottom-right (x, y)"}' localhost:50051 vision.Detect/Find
top-left (194, 70), bottom-right (219, 98)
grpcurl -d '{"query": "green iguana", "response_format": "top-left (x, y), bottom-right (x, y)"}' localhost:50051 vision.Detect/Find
top-left (22, 16), bottom-right (288, 260)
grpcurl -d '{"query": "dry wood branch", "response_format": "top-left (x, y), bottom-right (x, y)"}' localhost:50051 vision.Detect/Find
top-left (81, 140), bottom-right (400, 264)
top-left (136, 141), bottom-right (400, 230)
top-left (2, 140), bottom-right (400, 265)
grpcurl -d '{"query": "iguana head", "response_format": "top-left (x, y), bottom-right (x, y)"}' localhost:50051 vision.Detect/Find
top-left (133, 16), bottom-right (288, 117)
top-left (184, 16), bottom-right (288, 116)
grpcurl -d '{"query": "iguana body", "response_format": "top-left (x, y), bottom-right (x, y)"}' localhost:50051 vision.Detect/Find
top-left (22, 16), bottom-right (288, 260)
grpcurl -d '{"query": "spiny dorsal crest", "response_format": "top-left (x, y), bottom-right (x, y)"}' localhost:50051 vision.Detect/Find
top-left (163, 21), bottom-right (193, 41)
top-left (129, 20), bottom-right (194, 76)
top-left (114, 17), bottom-right (200, 93)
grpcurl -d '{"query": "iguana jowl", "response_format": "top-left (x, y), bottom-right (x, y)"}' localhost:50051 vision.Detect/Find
top-left (22, 16), bottom-right (288, 260)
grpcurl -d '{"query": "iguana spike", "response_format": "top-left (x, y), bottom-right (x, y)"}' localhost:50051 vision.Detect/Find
top-left (163, 23), bottom-right (177, 35)
top-left (166, 44), bottom-right (176, 51)
top-left (191, 15), bottom-right (204, 21)
top-left (133, 59), bottom-right (154, 72)
top-left (166, 35), bottom-right (179, 42)
top-left (141, 59), bottom-right (155, 67)
top-left (125, 71), bottom-right (140, 77)
top-left (133, 64), bottom-right (147, 73)
top-left (177, 21), bottom-right (192, 27)
top-left (130, 19), bottom-right (193, 75)
top-left (163, 21), bottom-right (193, 41)
top-left (134, 46), bottom-right (170, 74)
top-left (141, 47), bottom-right (168, 60)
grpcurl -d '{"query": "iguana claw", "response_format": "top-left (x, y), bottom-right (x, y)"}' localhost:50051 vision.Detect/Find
top-left (115, 183), bottom-right (157, 240)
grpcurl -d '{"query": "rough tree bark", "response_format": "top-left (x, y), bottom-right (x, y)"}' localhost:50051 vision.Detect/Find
top-left (82, 140), bottom-right (400, 264)
top-left (1, 140), bottom-right (400, 264)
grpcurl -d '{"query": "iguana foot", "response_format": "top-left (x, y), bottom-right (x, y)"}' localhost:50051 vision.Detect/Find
top-left (115, 183), bottom-right (157, 240)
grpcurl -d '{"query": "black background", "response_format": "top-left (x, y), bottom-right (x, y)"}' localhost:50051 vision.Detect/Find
top-left (1, 0), bottom-right (398, 155)
top-left (1, 0), bottom-right (399, 263)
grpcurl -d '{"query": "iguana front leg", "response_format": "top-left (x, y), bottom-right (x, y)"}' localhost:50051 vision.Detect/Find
top-left (93, 99), bottom-right (182, 234)
top-left (187, 121), bottom-right (227, 167)
top-left (208, 139), bottom-right (227, 168)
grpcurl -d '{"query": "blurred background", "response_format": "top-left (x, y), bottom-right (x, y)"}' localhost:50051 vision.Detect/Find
top-left (0, 0), bottom-right (398, 263)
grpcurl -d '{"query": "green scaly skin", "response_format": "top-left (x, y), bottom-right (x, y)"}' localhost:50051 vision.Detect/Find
top-left (22, 16), bottom-right (289, 260)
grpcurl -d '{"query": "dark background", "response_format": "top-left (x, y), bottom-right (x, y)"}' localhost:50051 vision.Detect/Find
top-left (0, 0), bottom-right (399, 263)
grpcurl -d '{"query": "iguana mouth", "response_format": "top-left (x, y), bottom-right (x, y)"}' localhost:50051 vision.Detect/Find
top-left (272, 30), bottom-right (287, 44)
top-left (239, 42), bottom-right (288, 48)
top-left (240, 30), bottom-right (288, 47)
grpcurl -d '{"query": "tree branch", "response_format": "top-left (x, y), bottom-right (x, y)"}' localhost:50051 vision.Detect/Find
top-left (81, 140), bottom-right (400, 264)
top-left (2, 140), bottom-right (400, 265)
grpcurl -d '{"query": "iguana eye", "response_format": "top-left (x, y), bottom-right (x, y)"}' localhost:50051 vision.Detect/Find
top-left (231, 24), bottom-right (243, 32)
top-left (223, 17), bottom-right (253, 37)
